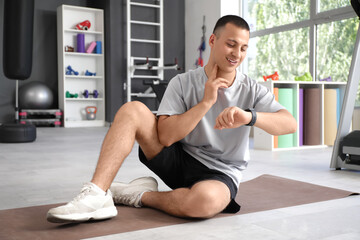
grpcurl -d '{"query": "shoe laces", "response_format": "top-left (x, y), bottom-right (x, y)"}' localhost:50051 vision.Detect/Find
top-left (70, 184), bottom-right (92, 203)
top-left (114, 191), bottom-right (143, 207)
top-left (114, 194), bottom-right (131, 204)
top-left (115, 193), bottom-right (136, 204)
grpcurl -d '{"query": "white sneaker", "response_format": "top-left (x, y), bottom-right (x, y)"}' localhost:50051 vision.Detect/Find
top-left (47, 183), bottom-right (118, 223)
top-left (110, 176), bottom-right (158, 208)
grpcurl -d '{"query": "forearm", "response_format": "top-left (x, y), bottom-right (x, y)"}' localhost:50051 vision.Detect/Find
top-left (254, 109), bottom-right (297, 135)
top-left (157, 101), bottom-right (212, 147)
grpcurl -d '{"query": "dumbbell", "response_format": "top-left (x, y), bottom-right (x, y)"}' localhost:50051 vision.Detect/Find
top-left (85, 70), bottom-right (96, 76)
top-left (66, 65), bottom-right (79, 75)
top-left (66, 91), bottom-right (79, 98)
top-left (82, 89), bottom-right (99, 98)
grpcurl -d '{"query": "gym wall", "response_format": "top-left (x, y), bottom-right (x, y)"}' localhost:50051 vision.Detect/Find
top-left (0, 0), bottom-right (185, 123)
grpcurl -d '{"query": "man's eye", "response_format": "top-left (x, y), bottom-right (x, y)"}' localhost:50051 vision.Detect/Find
top-left (227, 43), bottom-right (234, 47)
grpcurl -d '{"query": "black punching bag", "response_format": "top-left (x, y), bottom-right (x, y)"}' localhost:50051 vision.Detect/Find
top-left (0, 0), bottom-right (36, 143)
top-left (3, 0), bottom-right (34, 80)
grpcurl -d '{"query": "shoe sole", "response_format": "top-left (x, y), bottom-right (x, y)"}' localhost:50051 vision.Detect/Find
top-left (47, 206), bottom-right (118, 223)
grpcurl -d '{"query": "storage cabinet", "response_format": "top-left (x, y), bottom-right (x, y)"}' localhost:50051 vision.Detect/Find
top-left (254, 81), bottom-right (347, 150)
top-left (57, 5), bottom-right (105, 127)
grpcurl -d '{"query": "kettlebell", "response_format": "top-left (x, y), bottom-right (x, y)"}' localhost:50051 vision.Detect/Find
top-left (86, 106), bottom-right (97, 120)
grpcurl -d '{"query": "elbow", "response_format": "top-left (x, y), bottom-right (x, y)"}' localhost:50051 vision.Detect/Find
top-left (289, 118), bottom-right (297, 134)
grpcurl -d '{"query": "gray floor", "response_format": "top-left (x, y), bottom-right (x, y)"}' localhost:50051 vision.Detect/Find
top-left (0, 127), bottom-right (359, 240)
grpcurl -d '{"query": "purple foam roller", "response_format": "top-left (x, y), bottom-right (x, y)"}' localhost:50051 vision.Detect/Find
top-left (77, 33), bottom-right (85, 53)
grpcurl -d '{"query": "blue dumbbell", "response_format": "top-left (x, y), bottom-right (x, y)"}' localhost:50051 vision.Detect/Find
top-left (66, 65), bottom-right (79, 75)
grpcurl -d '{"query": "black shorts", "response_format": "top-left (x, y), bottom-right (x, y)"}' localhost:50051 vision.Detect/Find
top-left (138, 142), bottom-right (241, 213)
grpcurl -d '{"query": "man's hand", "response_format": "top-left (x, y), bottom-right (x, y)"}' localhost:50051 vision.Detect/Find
top-left (214, 107), bottom-right (251, 130)
top-left (202, 64), bottom-right (229, 106)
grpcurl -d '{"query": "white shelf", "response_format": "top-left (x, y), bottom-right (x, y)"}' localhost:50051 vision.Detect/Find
top-left (254, 80), bottom-right (347, 151)
top-left (64, 29), bottom-right (102, 35)
top-left (57, 5), bottom-right (106, 128)
top-left (65, 75), bottom-right (103, 79)
top-left (66, 98), bottom-right (104, 101)
top-left (63, 120), bottom-right (105, 128)
top-left (65, 52), bottom-right (103, 57)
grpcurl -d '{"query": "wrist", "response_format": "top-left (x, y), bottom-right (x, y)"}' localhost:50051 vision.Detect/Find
top-left (244, 108), bottom-right (257, 126)
top-left (199, 100), bottom-right (213, 110)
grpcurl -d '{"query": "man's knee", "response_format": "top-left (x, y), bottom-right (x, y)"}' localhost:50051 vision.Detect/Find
top-left (181, 187), bottom-right (230, 219)
top-left (114, 101), bottom-right (151, 122)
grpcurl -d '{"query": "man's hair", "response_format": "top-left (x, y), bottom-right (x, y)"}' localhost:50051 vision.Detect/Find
top-left (213, 15), bottom-right (250, 36)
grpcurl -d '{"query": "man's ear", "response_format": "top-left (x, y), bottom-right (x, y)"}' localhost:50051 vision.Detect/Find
top-left (209, 34), bottom-right (216, 48)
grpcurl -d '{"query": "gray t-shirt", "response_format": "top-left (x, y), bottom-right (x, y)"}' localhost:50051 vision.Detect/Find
top-left (157, 67), bottom-right (284, 187)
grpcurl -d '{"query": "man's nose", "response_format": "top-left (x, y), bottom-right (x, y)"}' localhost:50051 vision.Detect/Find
top-left (232, 47), bottom-right (241, 58)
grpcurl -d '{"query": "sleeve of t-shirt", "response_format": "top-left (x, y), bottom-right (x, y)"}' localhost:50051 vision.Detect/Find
top-left (156, 76), bottom-right (187, 116)
top-left (253, 82), bottom-right (285, 113)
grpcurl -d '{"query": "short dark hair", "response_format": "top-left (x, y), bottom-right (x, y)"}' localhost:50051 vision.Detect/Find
top-left (213, 15), bottom-right (250, 36)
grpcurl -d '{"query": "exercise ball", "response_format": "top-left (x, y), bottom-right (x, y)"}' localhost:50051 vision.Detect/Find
top-left (19, 81), bottom-right (54, 109)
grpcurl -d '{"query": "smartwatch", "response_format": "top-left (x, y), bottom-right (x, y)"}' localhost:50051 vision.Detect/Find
top-left (245, 108), bottom-right (257, 126)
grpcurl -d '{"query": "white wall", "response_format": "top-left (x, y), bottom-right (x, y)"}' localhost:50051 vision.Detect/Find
top-left (185, 0), bottom-right (240, 71)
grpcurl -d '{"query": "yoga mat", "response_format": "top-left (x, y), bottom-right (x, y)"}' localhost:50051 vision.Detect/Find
top-left (278, 88), bottom-right (294, 148)
top-left (304, 88), bottom-right (321, 145)
top-left (324, 89), bottom-right (337, 146)
top-left (299, 88), bottom-right (304, 146)
top-left (0, 175), bottom-right (357, 240)
top-left (273, 88), bottom-right (279, 148)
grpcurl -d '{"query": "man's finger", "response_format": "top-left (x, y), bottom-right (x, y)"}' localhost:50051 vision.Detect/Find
top-left (213, 79), bottom-right (229, 89)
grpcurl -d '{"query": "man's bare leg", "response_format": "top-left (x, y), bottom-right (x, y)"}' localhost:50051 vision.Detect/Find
top-left (91, 101), bottom-right (164, 191)
top-left (141, 180), bottom-right (231, 218)
top-left (47, 101), bottom-right (163, 223)
top-left (89, 101), bottom-right (230, 219)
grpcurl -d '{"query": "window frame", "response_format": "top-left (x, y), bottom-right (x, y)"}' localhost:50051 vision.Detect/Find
top-left (240, 0), bottom-right (357, 81)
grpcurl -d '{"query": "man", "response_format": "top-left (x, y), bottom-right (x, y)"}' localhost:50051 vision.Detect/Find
top-left (47, 15), bottom-right (297, 223)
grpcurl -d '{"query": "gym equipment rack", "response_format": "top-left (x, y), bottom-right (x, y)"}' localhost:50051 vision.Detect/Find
top-left (126, 0), bottom-right (179, 109)
top-left (19, 109), bottom-right (62, 127)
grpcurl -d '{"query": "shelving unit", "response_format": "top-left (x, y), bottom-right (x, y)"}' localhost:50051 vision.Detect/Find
top-left (254, 80), bottom-right (347, 151)
top-left (57, 5), bottom-right (105, 127)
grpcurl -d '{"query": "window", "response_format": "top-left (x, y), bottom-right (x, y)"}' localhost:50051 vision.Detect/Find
top-left (248, 28), bottom-right (309, 80)
top-left (245, 0), bottom-right (309, 31)
top-left (317, 18), bottom-right (359, 82)
top-left (319, 0), bottom-right (350, 12)
top-left (242, 0), bottom-right (359, 103)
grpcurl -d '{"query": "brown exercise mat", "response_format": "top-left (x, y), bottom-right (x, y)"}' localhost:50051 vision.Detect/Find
top-left (0, 174), bottom-right (358, 240)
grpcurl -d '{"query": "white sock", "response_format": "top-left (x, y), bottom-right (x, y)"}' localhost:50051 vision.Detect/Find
top-left (89, 182), bottom-right (106, 195)
top-left (138, 191), bottom-right (147, 207)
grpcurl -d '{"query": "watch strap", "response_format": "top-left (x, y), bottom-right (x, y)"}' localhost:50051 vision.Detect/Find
top-left (245, 108), bottom-right (257, 126)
